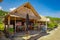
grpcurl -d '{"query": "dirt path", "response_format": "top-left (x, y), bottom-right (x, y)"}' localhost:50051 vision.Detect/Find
top-left (38, 25), bottom-right (60, 40)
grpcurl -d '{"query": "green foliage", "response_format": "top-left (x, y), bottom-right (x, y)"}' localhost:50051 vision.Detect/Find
top-left (0, 23), bottom-right (4, 30)
top-left (46, 16), bottom-right (59, 29)
top-left (0, 18), bottom-right (2, 23)
top-left (48, 22), bottom-right (57, 29)
top-left (0, 10), bottom-right (8, 23)
top-left (0, 10), bottom-right (8, 30)
top-left (8, 28), bottom-right (14, 32)
top-left (0, 10), bottom-right (8, 16)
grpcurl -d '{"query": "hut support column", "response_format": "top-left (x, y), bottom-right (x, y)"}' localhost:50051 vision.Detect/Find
top-left (46, 21), bottom-right (47, 30)
top-left (34, 20), bottom-right (36, 30)
top-left (15, 17), bottom-right (16, 33)
top-left (34, 20), bottom-right (36, 24)
top-left (8, 16), bottom-right (10, 30)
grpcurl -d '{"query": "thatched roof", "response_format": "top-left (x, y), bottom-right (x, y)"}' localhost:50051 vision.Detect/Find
top-left (38, 15), bottom-right (47, 22)
top-left (6, 2), bottom-right (41, 20)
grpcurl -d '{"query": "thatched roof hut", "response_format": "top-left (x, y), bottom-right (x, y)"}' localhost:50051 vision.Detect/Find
top-left (5, 2), bottom-right (41, 20)
top-left (4, 2), bottom-right (41, 26)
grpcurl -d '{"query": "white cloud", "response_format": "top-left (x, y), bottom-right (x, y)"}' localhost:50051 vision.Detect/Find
top-left (0, 6), bottom-right (3, 10)
top-left (9, 7), bottom-right (16, 12)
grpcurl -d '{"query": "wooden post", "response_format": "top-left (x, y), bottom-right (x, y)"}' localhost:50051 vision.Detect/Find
top-left (46, 21), bottom-right (47, 30)
top-left (34, 20), bottom-right (35, 24)
top-left (8, 16), bottom-right (10, 29)
top-left (34, 20), bottom-right (36, 30)
top-left (15, 17), bottom-right (16, 33)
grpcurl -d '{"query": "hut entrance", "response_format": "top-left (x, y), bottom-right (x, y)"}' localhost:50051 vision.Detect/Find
top-left (10, 20), bottom-right (35, 32)
top-left (10, 20), bottom-right (25, 32)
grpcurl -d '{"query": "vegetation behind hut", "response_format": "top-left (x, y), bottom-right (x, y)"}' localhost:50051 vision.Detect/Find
top-left (46, 16), bottom-right (60, 29)
top-left (0, 10), bottom-right (8, 23)
top-left (0, 10), bottom-right (8, 30)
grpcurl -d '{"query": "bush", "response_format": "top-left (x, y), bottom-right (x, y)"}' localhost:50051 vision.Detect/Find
top-left (48, 22), bottom-right (58, 29)
top-left (0, 23), bottom-right (4, 30)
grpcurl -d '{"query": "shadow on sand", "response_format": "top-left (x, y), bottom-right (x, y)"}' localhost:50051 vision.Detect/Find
top-left (2, 30), bottom-right (50, 40)
top-left (28, 31), bottom-right (50, 40)
top-left (13, 30), bottom-right (50, 40)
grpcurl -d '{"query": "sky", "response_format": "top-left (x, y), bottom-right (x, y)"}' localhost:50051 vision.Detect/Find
top-left (0, 0), bottom-right (60, 18)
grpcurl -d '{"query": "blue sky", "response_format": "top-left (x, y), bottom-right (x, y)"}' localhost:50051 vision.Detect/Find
top-left (0, 0), bottom-right (60, 18)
